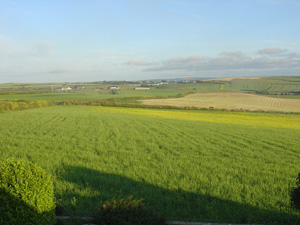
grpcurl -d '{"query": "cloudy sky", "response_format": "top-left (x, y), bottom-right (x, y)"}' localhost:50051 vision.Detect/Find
top-left (1, 0), bottom-right (300, 83)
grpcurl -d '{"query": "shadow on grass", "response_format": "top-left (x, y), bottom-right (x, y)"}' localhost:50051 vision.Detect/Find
top-left (57, 165), bottom-right (300, 225)
top-left (0, 187), bottom-right (56, 225)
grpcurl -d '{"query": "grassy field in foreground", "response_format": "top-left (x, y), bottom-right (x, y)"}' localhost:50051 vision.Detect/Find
top-left (1, 106), bottom-right (300, 224)
top-left (142, 93), bottom-right (300, 113)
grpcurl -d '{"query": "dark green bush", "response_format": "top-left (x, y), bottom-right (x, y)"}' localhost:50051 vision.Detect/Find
top-left (291, 172), bottom-right (300, 212)
top-left (95, 196), bottom-right (166, 225)
top-left (0, 159), bottom-right (56, 225)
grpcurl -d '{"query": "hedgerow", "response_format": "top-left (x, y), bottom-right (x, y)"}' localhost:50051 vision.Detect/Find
top-left (0, 100), bottom-right (53, 113)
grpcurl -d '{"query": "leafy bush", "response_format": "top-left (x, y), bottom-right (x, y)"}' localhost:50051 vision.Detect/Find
top-left (94, 196), bottom-right (166, 225)
top-left (291, 172), bottom-right (300, 212)
top-left (0, 159), bottom-right (56, 225)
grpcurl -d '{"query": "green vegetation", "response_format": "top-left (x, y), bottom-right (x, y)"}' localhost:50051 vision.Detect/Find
top-left (226, 77), bottom-right (300, 94)
top-left (95, 196), bottom-right (166, 225)
top-left (0, 106), bottom-right (300, 224)
top-left (0, 159), bottom-right (56, 225)
top-left (0, 89), bottom-right (185, 102)
top-left (1, 76), bottom-right (300, 102)
top-left (0, 81), bottom-right (185, 102)
top-left (1, 76), bottom-right (300, 224)
top-left (0, 100), bottom-right (53, 113)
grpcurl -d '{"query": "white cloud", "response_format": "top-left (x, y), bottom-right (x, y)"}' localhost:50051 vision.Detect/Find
top-left (142, 49), bottom-right (300, 73)
top-left (258, 48), bottom-right (288, 55)
top-left (1, 37), bottom-right (300, 83)
top-left (220, 51), bottom-right (246, 58)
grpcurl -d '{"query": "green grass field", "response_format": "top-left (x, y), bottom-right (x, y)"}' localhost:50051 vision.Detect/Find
top-left (0, 89), bottom-right (185, 102)
top-left (1, 105), bottom-right (300, 224)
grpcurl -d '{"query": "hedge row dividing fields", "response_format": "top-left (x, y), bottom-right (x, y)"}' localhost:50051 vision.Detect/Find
top-left (0, 100), bottom-right (53, 112)
top-left (0, 106), bottom-right (300, 224)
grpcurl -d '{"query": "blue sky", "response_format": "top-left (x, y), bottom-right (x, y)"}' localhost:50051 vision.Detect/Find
top-left (0, 0), bottom-right (300, 83)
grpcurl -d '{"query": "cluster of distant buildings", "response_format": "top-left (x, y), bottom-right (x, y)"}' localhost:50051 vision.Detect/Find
top-left (56, 81), bottom-right (170, 91)
top-left (128, 81), bottom-right (169, 86)
top-left (55, 79), bottom-right (208, 92)
top-left (128, 81), bottom-right (169, 90)
top-left (56, 85), bottom-right (84, 91)
top-left (108, 86), bottom-right (151, 90)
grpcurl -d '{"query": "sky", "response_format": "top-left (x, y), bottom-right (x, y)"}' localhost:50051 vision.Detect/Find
top-left (0, 0), bottom-right (300, 83)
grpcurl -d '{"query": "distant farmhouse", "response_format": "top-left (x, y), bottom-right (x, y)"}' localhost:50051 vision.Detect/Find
top-left (57, 87), bottom-right (72, 91)
top-left (108, 86), bottom-right (120, 89)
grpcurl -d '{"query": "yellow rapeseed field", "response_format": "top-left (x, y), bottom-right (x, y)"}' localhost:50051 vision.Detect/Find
top-left (94, 106), bottom-right (300, 130)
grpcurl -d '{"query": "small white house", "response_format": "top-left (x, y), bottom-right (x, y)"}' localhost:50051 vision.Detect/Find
top-left (57, 87), bottom-right (72, 91)
top-left (108, 86), bottom-right (120, 89)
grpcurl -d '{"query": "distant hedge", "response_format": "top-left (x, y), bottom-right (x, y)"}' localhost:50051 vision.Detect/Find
top-left (0, 159), bottom-right (56, 225)
top-left (57, 99), bottom-right (300, 114)
top-left (0, 100), bottom-right (53, 113)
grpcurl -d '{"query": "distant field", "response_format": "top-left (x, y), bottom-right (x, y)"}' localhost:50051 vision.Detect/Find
top-left (142, 93), bottom-right (300, 113)
top-left (0, 89), bottom-right (185, 101)
top-left (1, 76), bottom-right (300, 101)
top-left (1, 106), bottom-right (300, 224)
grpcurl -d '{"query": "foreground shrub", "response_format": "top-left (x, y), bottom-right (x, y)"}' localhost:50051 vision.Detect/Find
top-left (0, 159), bottom-right (56, 225)
top-left (291, 172), bottom-right (300, 212)
top-left (95, 196), bottom-right (166, 225)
